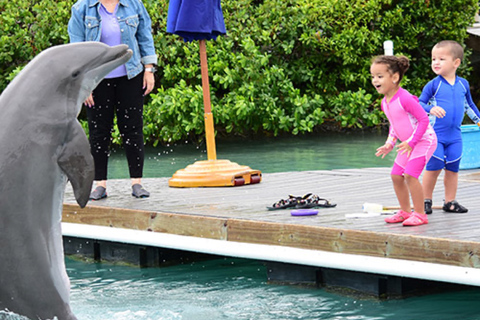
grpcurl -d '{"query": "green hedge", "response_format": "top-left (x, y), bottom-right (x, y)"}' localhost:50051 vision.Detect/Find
top-left (0, 1), bottom-right (73, 85)
top-left (1, 0), bottom-right (478, 145)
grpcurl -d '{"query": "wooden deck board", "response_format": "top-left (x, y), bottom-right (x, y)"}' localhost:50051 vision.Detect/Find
top-left (63, 167), bottom-right (480, 269)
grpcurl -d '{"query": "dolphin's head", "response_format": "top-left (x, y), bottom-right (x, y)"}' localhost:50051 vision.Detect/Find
top-left (65, 42), bottom-right (133, 114)
top-left (16, 42), bottom-right (133, 116)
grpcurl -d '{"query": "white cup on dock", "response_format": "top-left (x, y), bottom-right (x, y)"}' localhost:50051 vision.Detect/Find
top-left (362, 202), bottom-right (383, 213)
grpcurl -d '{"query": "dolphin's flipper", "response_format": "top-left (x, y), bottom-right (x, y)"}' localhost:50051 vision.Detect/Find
top-left (58, 120), bottom-right (94, 208)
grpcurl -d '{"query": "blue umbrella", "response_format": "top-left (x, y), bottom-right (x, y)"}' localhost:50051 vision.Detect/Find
top-left (167, 0), bottom-right (226, 42)
top-left (166, 0), bottom-right (262, 187)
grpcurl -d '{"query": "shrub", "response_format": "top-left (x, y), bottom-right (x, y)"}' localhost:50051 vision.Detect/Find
top-left (1, 0), bottom-right (478, 145)
top-left (145, 0), bottom-right (477, 143)
top-left (0, 0), bottom-right (73, 90)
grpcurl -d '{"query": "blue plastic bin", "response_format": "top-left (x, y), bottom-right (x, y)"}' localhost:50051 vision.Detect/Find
top-left (460, 124), bottom-right (480, 170)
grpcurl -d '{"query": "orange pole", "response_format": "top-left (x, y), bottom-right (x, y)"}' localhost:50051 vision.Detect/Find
top-left (199, 39), bottom-right (217, 160)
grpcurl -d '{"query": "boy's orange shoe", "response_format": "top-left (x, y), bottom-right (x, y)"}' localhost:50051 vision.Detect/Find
top-left (385, 210), bottom-right (411, 223)
top-left (402, 212), bottom-right (428, 226)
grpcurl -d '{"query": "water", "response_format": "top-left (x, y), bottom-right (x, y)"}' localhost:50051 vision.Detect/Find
top-left (67, 257), bottom-right (480, 320)
top-left (67, 132), bottom-right (479, 319)
top-left (107, 132), bottom-right (395, 179)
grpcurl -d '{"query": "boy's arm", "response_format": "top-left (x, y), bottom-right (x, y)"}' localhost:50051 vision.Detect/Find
top-left (419, 78), bottom-right (446, 118)
top-left (418, 81), bottom-right (434, 113)
top-left (464, 82), bottom-right (480, 125)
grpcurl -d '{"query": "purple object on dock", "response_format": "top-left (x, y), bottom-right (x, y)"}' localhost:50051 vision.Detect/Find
top-left (291, 209), bottom-right (318, 216)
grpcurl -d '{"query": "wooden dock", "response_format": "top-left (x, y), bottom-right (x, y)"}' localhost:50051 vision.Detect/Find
top-left (62, 167), bottom-right (480, 297)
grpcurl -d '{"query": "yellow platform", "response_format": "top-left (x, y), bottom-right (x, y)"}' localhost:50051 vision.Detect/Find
top-left (168, 159), bottom-right (262, 187)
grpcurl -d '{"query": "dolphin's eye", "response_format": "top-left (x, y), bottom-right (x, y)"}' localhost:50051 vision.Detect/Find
top-left (72, 70), bottom-right (81, 78)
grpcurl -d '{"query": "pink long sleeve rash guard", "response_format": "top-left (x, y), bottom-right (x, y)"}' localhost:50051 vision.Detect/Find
top-left (382, 87), bottom-right (434, 149)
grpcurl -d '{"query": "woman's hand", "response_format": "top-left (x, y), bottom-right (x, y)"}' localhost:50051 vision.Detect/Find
top-left (143, 65), bottom-right (155, 96)
top-left (84, 93), bottom-right (94, 108)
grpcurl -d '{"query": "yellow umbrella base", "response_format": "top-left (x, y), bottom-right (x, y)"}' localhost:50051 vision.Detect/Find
top-left (168, 159), bottom-right (262, 187)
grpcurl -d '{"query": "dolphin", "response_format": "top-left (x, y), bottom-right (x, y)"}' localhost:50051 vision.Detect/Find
top-left (0, 42), bottom-right (132, 320)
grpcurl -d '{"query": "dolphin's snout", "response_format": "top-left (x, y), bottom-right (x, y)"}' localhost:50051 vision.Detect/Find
top-left (118, 49), bottom-right (133, 61)
top-left (108, 44), bottom-right (133, 66)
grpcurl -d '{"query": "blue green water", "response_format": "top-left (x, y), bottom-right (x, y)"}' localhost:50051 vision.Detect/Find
top-left (108, 132), bottom-right (396, 179)
top-left (69, 133), bottom-right (480, 319)
top-left (67, 257), bottom-right (480, 320)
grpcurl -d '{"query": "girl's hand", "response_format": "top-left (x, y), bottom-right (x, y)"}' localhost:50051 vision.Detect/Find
top-left (396, 141), bottom-right (412, 157)
top-left (375, 143), bottom-right (393, 158)
top-left (84, 93), bottom-right (94, 108)
top-left (430, 106), bottom-right (446, 118)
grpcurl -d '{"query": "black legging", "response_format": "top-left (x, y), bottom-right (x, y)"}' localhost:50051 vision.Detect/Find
top-left (87, 72), bottom-right (145, 180)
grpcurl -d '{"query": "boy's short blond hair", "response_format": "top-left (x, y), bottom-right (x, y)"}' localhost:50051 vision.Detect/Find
top-left (433, 40), bottom-right (464, 61)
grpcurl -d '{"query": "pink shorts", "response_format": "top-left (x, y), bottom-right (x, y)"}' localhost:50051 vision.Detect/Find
top-left (391, 132), bottom-right (437, 179)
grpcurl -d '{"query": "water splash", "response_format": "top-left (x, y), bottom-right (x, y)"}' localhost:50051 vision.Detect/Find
top-left (0, 311), bottom-right (52, 320)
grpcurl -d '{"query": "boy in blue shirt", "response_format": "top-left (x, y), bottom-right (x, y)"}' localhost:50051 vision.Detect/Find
top-left (419, 40), bottom-right (480, 214)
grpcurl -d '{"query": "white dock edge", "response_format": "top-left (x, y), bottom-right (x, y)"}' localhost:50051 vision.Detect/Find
top-left (62, 222), bottom-right (480, 287)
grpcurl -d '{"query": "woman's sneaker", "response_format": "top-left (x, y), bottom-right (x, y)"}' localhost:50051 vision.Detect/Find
top-left (89, 186), bottom-right (107, 200)
top-left (132, 184), bottom-right (150, 198)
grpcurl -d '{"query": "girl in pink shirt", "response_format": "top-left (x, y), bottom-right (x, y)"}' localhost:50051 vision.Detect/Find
top-left (371, 55), bottom-right (437, 226)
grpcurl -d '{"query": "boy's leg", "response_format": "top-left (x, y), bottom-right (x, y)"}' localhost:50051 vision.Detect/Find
top-left (444, 169), bottom-right (459, 203)
top-left (423, 169), bottom-right (441, 214)
top-left (442, 139), bottom-right (466, 212)
top-left (443, 139), bottom-right (461, 202)
top-left (422, 140), bottom-right (444, 213)
top-left (443, 158), bottom-right (466, 213)
top-left (422, 169), bottom-right (442, 199)
top-left (423, 141), bottom-right (445, 200)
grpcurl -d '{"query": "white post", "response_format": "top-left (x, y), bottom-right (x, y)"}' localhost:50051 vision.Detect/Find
top-left (383, 40), bottom-right (394, 55)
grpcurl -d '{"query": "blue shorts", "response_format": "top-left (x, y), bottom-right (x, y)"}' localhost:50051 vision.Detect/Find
top-left (425, 139), bottom-right (462, 172)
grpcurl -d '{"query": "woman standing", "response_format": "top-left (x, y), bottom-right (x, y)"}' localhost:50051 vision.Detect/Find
top-left (68, 0), bottom-right (157, 199)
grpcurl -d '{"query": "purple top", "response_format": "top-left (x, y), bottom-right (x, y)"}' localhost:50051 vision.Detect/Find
top-left (99, 3), bottom-right (127, 78)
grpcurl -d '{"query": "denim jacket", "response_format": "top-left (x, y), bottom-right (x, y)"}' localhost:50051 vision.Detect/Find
top-left (68, 0), bottom-right (157, 79)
